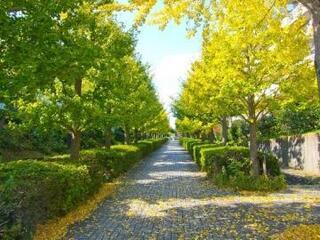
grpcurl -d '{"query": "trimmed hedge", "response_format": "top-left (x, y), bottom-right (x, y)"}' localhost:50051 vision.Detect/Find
top-left (179, 138), bottom-right (197, 150)
top-left (199, 146), bottom-right (285, 191)
top-left (214, 173), bottom-right (286, 192)
top-left (193, 143), bottom-right (223, 165)
top-left (179, 138), bottom-right (204, 154)
top-left (187, 141), bottom-right (210, 155)
top-left (186, 139), bottom-right (202, 153)
top-left (200, 146), bottom-right (281, 177)
top-left (179, 137), bottom-right (190, 147)
top-left (0, 161), bottom-right (92, 239)
top-left (137, 138), bottom-right (167, 154)
top-left (0, 138), bottom-right (167, 240)
top-left (179, 138), bottom-right (285, 191)
top-left (107, 145), bottom-right (143, 177)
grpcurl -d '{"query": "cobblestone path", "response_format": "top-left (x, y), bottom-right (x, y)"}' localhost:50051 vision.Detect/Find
top-left (66, 140), bottom-right (320, 240)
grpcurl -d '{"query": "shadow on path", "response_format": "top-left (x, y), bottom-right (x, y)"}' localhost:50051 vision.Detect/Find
top-left (66, 140), bottom-right (320, 240)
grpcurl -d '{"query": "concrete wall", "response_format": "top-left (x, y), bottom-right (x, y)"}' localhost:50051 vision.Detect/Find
top-left (260, 133), bottom-right (320, 174)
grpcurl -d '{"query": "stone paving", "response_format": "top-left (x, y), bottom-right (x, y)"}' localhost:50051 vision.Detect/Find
top-left (66, 140), bottom-right (320, 240)
top-left (283, 168), bottom-right (320, 186)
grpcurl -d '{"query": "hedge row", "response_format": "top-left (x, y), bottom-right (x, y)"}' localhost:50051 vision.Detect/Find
top-left (0, 138), bottom-right (167, 240)
top-left (193, 143), bottom-right (223, 166)
top-left (200, 146), bottom-right (281, 177)
top-left (179, 138), bottom-right (202, 154)
top-left (179, 138), bottom-right (285, 191)
top-left (179, 138), bottom-right (281, 177)
top-left (179, 138), bottom-right (217, 163)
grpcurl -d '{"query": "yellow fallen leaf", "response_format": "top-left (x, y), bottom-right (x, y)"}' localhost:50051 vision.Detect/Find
top-left (34, 181), bottom-right (120, 240)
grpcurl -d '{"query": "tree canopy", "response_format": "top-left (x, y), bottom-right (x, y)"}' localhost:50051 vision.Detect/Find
top-left (0, 0), bottom-right (170, 160)
top-left (172, 0), bottom-right (316, 175)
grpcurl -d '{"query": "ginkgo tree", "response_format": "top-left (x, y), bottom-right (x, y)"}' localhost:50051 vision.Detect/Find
top-left (293, 0), bottom-right (320, 97)
top-left (173, 58), bottom-right (240, 144)
top-left (115, 0), bottom-right (320, 97)
top-left (175, 117), bottom-right (203, 137)
top-left (174, 0), bottom-right (314, 176)
top-left (112, 57), bottom-right (170, 143)
top-left (1, 0), bottom-right (117, 159)
top-left (1, 0), bottom-right (170, 160)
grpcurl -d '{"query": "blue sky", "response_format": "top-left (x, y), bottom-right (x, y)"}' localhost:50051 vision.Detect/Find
top-left (115, 2), bottom-right (202, 128)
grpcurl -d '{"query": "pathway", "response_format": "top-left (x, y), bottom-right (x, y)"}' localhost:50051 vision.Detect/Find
top-left (66, 140), bottom-right (320, 239)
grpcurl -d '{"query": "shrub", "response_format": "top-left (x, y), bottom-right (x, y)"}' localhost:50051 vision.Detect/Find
top-left (103, 145), bottom-right (142, 178)
top-left (187, 141), bottom-right (210, 155)
top-left (82, 139), bottom-right (168, 179)
top-left (0, 138), bottom-right (167, 239)
top-left (134, 142), bottom-right (151, 155)
top-left (48, 139), bottom-right (167, 180)
top-left (152, 138), bottom-right (168, 148)
top-left (214, 173), bottom-right (286, 192)
top-left (230, 120), bottom-right (249, 146)
top-left (186, 139), bottom-right (202, 153)
top-left (138, 138), bottom-right (167, 154)
top-left (136, 140), bottom-right (155, 152)
top-left (199, 146), bottom-right (284, 191)
top-left (179, 138), bottom-right (184, 146)
top-left (200, 146), bottom-right (281, 177)
top-left (48, 151), bottom-right (106, 189)
top-left (178, 138), bottom-right (201, 153)
top-left (179, 138), bottom-right (195, 149)
top-left (193, 143), bottom-right (223, 165)
top-left (0, 161), bottom-right (92, 239)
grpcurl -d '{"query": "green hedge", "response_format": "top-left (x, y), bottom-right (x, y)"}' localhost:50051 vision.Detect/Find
top-left (0, 161), bottom-right (92, 239)
top-left (137, 138), bottom-right (167, 154)
top-left (200, 146), bottom-right (281, 177)
top-left (179, 138), bottom-right (285, 191)
top-left (0, 138), bottom-right (167, 239)
top-left (199, 146), bottom-right (285, 191)
top-left (179, 138), bottom-right (196, 149)
top-left (179, 137), bottom-right (189, 147)
top-left (214, 173), bottom-right (286, 192)
top-left (99, 145), bottom-right (143, 178)
top-left (193, 143), bottom-right (223, 165)
top-left (186, 140), bottom-right (201, 153)
top-left (179, 138), bottom-right (202, 153)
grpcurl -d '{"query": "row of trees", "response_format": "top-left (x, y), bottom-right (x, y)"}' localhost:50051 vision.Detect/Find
top-left (172, 0), bottom-right (318, 176)
top-left (0, 1), bottom-right (170, 160)
top-left (126, 0), bottom-right (320, 97)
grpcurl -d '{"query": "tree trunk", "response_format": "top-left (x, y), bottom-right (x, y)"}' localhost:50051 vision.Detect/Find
top-left (134, 128), bottom-right (139, 143)
top-left (70, 79), bottom-right (82, 160)
top-left (221, 117), bottom-right (228, 145)
top-left (248, 96), bottom-right (260, 176)
top-left (312, 10), bottom-right (320, 97)
top-left (104, 127), bottom-right (112, 149)
top-left (124, 126), bottom-right (130, 144)
top-left (249, 121), bottom-right (260, 176)
top-left (201, 132), bottom-right (206, 141)
top-left (0, 117), bottom-right (5, 130)
top-left (75, 79), bottom-right (82, 96)
top-left (208, 128), bottom-right (216, 143)
top-left (70, 130), bottom-right (81, 161)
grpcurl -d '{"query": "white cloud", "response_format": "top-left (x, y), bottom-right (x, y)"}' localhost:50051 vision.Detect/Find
top-left (150, 53), bottom-right (200, 128)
